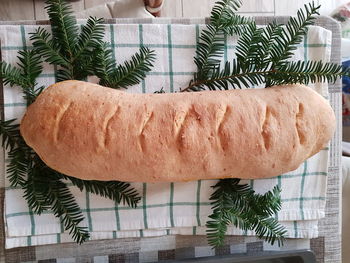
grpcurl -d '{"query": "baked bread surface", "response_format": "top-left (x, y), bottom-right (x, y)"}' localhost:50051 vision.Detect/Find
top-left (20, 80), bottom-right (336, 182)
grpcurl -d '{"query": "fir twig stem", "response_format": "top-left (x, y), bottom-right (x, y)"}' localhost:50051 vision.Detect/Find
top-left (181, 66), bottom-right (346, 92)
top-left (181, 70), bottom-right (276, 92)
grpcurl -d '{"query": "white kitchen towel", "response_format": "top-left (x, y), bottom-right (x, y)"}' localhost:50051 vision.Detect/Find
top-left (0, 23), bottom-right (332, 248)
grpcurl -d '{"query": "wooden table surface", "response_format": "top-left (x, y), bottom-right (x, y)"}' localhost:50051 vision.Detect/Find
top-left (0, 0), bottom-right (348, 21)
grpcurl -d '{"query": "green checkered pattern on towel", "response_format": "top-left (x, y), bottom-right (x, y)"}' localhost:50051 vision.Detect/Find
top-left (0, 23), bottom-right (331, 248)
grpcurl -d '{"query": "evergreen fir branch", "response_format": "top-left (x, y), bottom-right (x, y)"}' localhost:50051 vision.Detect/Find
top-left (206, 211), bottom-right (229, 247)
top-left (183, 59), bottom-right (348, 91)
top-left (17, 50), bottom-right (43, 104)
top-left (47, 176), bottom-right (90, 244)
top-left (100, 46), bottom-right (156, 89)
top-left (6, 147), bottom-right (30, 187)
top-left (71, 17), bottom-right (105, 80)
top-left (194, 0), bottom-right (252, 82)
top-left (0, 61), bottom-right (29, 89)
top-left (93, 42), bottom-right (117, 86)
top-left (184, 60), bottom-right (267, 91)
top-left (235, 22), bottom-right (265, 71)
top-left (187, 1), bottom-right (324, 92)
top-left (1, 49), bottom-right (43, 105)
top-left (30, 157), bottom-right (90, 243)
top-left (206, 179), bottom-right (286, 248)
top-left (24, 165), bottom-right (51, 214)
top-left (17, 50), bottom-right (42, 87)
top-left (30, 27), bottom-right (76, 81)
top-left (30, 28), bottom-right (69, 66)
top-left (0, 120), bottom-right (32, 187)
top-left (251, 217), bottom-right (286, 246)
top-left (270, 2), bottom-right (320, 65)
top-left (194, 0), bottom-right (230, 80)
top-left (75, 17), bottom-right (105, 61)
top-left (63, 175), bottom-right (141, 208)
top-left (31, 3), bottom-right (105, 81)
top-left (0, 119), bottom-right (20, 151)
top-left (248, 185), bottom-right (282, 217)
top-left (194, 25), bottom-right (225, 81)
top-left (268, 60), bottom-right (348, 86)
top-left (211, 0), bottom-right (252, 35)
top-left (45, 0), bottom-right (78, 59)
top-left (220, 14), bottom-right (253, 36)
top-left (259, 22), bottom-right (283, 87)
top-left (210, 0), bottom-right (242, 27)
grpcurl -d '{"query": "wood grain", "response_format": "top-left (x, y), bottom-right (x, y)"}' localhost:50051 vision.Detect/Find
top-left (0, 0), bottom-right (35, 21)
top-left (34, 0), bottom-right (85, 20)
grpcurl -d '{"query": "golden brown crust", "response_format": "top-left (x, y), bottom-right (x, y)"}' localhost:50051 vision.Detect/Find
top-left (20, 80), bottom-right (336, 182)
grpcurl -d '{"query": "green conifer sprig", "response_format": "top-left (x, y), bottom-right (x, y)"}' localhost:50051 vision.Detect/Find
top-left (45, 0), bottom-right (78, 58)
top-left (94, 44), bottom-right (156, 89)
top-left (194, 0), bottom-right (252, 82)
top-left (30, 0), bottom-right (155, 84)
top-left (210, 0), bottom-right (252, 34)
top-left (63, 175), bottom-right (141, 208)
top-left (183, 1), bottom-right (347, 92)
top-left (270, 2), bottom-right (319, 66)
top-left (206, 180), bottom-right (286, 248)
top-left (30, 0), bottom-right (105, 81)
top-left (0, 50), bottom-right (43, 105)
top-left (0, 119), bottom-right (20, 151)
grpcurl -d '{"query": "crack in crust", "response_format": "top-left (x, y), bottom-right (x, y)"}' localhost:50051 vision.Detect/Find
top-left (176, 110), bottom-right (190, 152)
top-left (217, 106), bottom-right (231, 151)
top-left (139, 111), bottom-right (154, 152)
top-left (175, 105), bottom-right (203, 152)
top-left (173, 110), bottom-right (187, 137)
top-left (55, 102), bottom-right (73, 143)
top-left (104, 106), bottom-right (120, 148)
top-left (296, 103), bottom-right (306, 145)
top-left (261, 106), bottom-right (271, 150)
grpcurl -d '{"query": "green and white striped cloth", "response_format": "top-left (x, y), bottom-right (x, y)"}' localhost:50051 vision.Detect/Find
top-left (0, 23), bottom-right (332, 248)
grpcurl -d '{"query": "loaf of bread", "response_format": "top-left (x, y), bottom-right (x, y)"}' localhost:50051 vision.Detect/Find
top-left (20, 80), bottom-right (335, 182)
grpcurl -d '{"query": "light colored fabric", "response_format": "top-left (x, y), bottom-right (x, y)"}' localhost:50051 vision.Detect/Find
top-left (343, 156), bottom-right (350, 263)
top-left (75, 0), bottom-right (153, 19)
top-left (0, 23), bottom-right (332, 248)
top-left (342, 155), bottom-right (350, 186)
